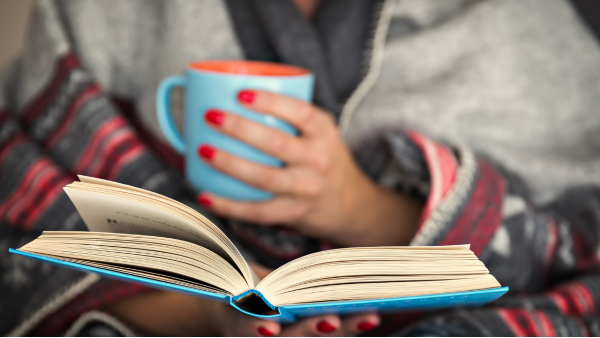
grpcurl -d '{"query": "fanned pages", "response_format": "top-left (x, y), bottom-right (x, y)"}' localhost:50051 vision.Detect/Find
top-left (12, 177), bottom-right (506, 319)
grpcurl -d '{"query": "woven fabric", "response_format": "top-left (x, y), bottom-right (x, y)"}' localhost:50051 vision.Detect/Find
top-left (2, 0), bottom-right (600, 336)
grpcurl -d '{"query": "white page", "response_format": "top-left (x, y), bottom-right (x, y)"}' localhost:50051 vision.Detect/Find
top-left (64, 187), bottom-right (234, 265)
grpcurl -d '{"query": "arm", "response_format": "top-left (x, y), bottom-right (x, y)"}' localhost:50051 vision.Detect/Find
top-left (0, 1), bottom-right (184, 335)
top-left (196, 90), bottom-right (424, 248)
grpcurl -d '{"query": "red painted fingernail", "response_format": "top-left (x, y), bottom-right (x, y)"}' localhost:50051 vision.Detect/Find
top-left (238, 90), bottom-right (256, 104)
top-left (205, 109), bottom-right (225, 126)
top-left (197, 194), bottom-right (212, 208)
top-left (358, 322), bottom-right (378, 331)
top-left (316, 321), bottom-right (336, 333)
top-left (197, 145), bottom-right (215, 160)
top-left (257, 326), bottom-right (274, 337)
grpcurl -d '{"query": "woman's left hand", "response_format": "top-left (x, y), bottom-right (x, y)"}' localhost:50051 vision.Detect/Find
top-left (197, 90), bottom-right (422, 247)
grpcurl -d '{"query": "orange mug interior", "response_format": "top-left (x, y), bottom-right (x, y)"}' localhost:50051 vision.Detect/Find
top-left (189, 60), bottom-right (310, 77)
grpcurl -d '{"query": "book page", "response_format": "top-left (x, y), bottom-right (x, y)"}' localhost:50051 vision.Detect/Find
top-left (255, 246), bottom-right (500, 306)
top-left (20, 231), bottom-right (250, 295)
top-left (65, 188), bottom-right (227, 256)
top-left (63, 178), bottom-right (256, 287)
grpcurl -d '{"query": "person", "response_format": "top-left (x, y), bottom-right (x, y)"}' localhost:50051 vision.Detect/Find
top-left (2, 0), bottom-right (600, 336)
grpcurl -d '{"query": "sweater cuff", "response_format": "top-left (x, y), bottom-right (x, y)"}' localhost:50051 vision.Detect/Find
top-left (406, 131), bottom-right (505, 256)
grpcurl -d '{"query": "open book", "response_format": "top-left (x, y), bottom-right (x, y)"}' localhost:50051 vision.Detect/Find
top-left (10, 177), bottom-right (507, 322)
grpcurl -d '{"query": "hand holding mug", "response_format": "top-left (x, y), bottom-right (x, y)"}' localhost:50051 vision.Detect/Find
top-left (197, 90), bottom-right (423, 247)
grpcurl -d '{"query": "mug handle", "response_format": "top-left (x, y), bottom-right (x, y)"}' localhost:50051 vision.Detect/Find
top-left (156, 75), bottom-right (186, 154)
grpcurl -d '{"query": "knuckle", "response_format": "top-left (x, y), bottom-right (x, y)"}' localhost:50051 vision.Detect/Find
top-left (322, 112), bottom-right (335, 127)
top-left (253, 168), bottom-right (274, 189)
top-left (301, 181), bottom-right (322, 197)
top-left (313, 155), bottom-right (331, 173)
top-left (269, 132), bottom-right (289, 154)
top-left (290, 205), bottom-right (307, 221)
top-left (296, 103), bottom-right (315, 125)
top-left (239, 204), bottom-right (261, 222)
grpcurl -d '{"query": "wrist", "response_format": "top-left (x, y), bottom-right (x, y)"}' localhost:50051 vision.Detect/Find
top-left (340, 179), bottom-right (422, 247)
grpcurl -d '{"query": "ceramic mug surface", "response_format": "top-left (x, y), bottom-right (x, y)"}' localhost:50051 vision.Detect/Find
top-left (156, 60), bottom-right (314, 200)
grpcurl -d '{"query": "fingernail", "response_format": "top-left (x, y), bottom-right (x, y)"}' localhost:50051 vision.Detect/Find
top-left (197, 194), bottom-right (212, 208)
top-left (205, 109), bottom-right (225, 126)
top-left (197, 145), bottom-right (215, 160)
top-left (358, 321), bottom-right (378, 331)
top-left (257, 326), bottom-right (274, 337)
top-left (316, 321), bottom-right (336, 333)
top-left (238, 90), bottom-right (256, 104)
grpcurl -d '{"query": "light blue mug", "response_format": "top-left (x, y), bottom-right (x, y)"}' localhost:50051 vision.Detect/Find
top-left (156, 60), bottom-right (314, 200)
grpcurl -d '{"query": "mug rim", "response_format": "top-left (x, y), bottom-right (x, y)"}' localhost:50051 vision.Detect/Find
top-left (188, 60), bottom-right (311, 77)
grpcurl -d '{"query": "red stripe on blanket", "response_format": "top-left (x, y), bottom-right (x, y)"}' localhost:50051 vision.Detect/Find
top-left (534, 311), bottom-right (556, 337)
top-left (548, 283), bottom-right (594, 316)
top-left (0, 159), bottom-right (48, 216)
top-left (558, 282), bottom-right (595, 315)
top-left (22, 175), bottom-right (72, 229)
top-left (0, 134), bottom-right (26, 163)
top-left (4, 161), bottom-right (64, 229)
top-left (405, 131), bottom-right (457, 225)
top-left (106, 139), bottom-right (145, 180)
top-left (574, 282), bottom-right (595, 314)
top-left (572, 231), bottom-right (600, 271)
top-left (23, 53), bottom-right (80, 126)
top-left (44, 84), bottom-right (100, 149)
top-left (85, 128), bottom-right (145, 180)
top-left (437, 160), bottom-right (505, 255)
top-left (496, 308), bottom-right (538, 337)
top-left (546, 289), bottom-right (569, 314)
top-left (73, 116), bottom-right (128, 173)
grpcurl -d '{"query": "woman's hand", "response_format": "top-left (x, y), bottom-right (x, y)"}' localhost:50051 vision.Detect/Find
top-left (214, 302), bottom-right (380, 336)
top-left (103, 263), bottom-right (380, 336)
top-left (197, 90), bottom-right (423, 247)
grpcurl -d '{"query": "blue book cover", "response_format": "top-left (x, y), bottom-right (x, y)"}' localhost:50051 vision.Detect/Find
top-left (9, 249), bottom-right (507, 323)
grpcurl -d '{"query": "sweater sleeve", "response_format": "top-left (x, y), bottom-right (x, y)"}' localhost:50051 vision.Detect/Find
top-left (366, 130), bottom-right (600, 293)
top-left (357, 130), bottom-right (600, 336)
top-left (0, 1), bottom-right (185, 335)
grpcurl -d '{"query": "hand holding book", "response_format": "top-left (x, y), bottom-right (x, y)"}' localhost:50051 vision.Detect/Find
top-left (102, 263), bottom-right (380, 336)
top-left (197, 89), bottom-right (423, 248)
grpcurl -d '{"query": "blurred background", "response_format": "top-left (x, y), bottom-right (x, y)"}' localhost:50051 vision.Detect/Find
top-left (0, 0), bottom-right (33, 69)
top-left (2, 0), bottom-right (600, 71)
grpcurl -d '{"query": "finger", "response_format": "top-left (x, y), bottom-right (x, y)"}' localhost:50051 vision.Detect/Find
top-left (340, 313), bottom-right (381, 335)
top-left (237, 89), bottom-right (334, 137)
top-left (280, 315), bottom-right (341, 336)
top-left (198, 193), bottom-right (305, 225)
top-left (253, 320), bottom-right (281, 337)
top-left (204, 109), bottom-right (307, 165)
top-left (198, 144), bottom-right (319, 196)
top-left (237, 316), bottom-right (281, 337)
top-left (221, 304), bottom-right (281, 337)
top-left (198, 144), bottom-right (291, 194)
